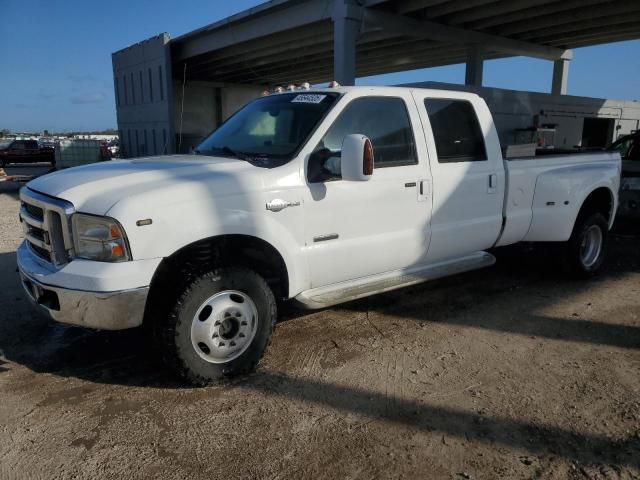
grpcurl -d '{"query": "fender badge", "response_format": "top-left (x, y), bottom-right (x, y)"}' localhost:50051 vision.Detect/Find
top-left (136, 219), bottom-right (153, 226)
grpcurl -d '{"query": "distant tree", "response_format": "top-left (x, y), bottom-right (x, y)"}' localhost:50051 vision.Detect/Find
top-left (0, 129), bottom-right (10, 136)
top-left (44, 129), bottom-right (50, 136)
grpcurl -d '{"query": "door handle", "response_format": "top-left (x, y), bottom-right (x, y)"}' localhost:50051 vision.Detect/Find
top-left (488, 173), bottom-right (498, 194)
top-left (266, 198), bottom-right (301, 212)
top-left (418, 179), bottom-right (430, 202)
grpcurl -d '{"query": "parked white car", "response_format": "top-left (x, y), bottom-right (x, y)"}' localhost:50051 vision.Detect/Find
top-left (17, 86), bottom-right (620, 384)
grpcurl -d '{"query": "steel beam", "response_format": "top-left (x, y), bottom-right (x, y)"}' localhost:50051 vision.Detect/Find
top-left (518, 12), bottom-right (640, 41)
top-left (218, 38), bottom-right (462, 84)
top-left (445, 0), bottom-right (559, 26)
top-left (423, 0), bottom-right (498, 20)
top-left (332, 0), bottom-right (363, 86)
top-left (496, 0), bottom-right (640, 36)
top-left (551, 58), bottom-right (569, 95)
top-left (363, 8), bottom-right (571, 61)
top-left (464, 47), bottom-right (484, 87)
top-left (467, 0), bottom-right (612, 31)
top-left (172, 0), bottom-right (332, 62)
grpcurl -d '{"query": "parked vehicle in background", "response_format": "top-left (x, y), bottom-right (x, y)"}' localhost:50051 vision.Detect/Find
top-left (100, 142), bottom-right (113, 160)
top-left (107, 140), bottom-right (120, 157)
top-left (0, 139), bottom-right (55, 167)
top-left (39, 139), bottom-right (57, 150)
top-left (609, 132), bottom-right (640, 218)
top-left (17, 86), bottom-right (620, 385)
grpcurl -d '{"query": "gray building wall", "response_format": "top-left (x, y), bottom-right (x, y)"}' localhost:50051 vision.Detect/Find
top-left (112, 33), bottom-right (174, 158)
top-left (171, 81), bottom-right (263, 154)
top-left (112, 33), bottom-right (264, 157)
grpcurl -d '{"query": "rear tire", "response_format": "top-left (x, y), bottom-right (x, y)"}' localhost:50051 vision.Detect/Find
top-left (564, 212), bottom-right (608, 277)
top-left (155, 266), bottom-right (277, 386)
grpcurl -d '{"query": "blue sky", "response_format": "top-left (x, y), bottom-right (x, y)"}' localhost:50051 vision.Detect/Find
top-left (1, 0), bottom-right (639, 132)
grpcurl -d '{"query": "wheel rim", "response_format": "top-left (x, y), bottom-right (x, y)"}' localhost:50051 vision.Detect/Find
top-left (190, 290), bottom-right (258, 364)
top-left (579, 225), bottom-right (603, 268)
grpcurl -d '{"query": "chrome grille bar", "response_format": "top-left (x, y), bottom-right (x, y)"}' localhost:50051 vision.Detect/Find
top-left (20, 207), bottom-right (45, 230)
top-left (19, 188), bottom-right (75, 268)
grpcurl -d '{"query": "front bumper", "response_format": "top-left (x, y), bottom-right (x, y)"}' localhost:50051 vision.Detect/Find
top-left (17, 241), bottom-right (152, 330)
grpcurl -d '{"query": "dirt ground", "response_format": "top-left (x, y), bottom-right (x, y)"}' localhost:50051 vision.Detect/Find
top-left (1, 168), bottom-right (639, 480)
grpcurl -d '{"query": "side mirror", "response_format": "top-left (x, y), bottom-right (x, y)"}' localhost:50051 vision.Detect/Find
top-left (341, 134), bottom-right (374, 181)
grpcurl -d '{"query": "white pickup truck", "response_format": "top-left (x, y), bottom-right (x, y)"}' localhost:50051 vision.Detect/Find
top-left (17, 86), bottom-right (620, 385)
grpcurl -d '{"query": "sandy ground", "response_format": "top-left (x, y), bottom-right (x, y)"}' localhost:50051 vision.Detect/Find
top-left (1, 168), bottom-right (639, 479)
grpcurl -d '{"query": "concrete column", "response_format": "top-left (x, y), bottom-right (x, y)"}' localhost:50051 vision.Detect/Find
top-left (332, 0), bottom-right (362, 86)
top-left (464, 47), bottom-right (484, 87)
top-left (552, 58), bottom-right (570, 95)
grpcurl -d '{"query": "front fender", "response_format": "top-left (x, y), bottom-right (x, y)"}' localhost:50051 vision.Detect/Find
top-left (108, 189), bottom-right (307, 298)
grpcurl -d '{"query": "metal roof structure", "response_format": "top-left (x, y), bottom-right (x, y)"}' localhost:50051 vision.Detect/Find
top-left (169, 0), bottom-right (640, 91)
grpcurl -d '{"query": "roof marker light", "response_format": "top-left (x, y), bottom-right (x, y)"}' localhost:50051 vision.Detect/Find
top-left (328, 80), bottom-right (341, 88)
top-left (299, 82), bottom-right (311, 90)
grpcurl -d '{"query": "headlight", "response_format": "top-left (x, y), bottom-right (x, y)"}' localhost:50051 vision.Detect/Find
top-left (72, 213), bottom-right (131, 262)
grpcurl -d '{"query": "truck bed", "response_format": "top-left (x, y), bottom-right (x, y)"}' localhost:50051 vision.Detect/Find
top-left (496, 151), bottom-right (621, 247)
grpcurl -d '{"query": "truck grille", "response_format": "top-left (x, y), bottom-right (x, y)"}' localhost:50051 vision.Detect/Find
top-left (24, 203), bottom-right (44, 221)
top-left (20, 188), bottom-right (75, 268)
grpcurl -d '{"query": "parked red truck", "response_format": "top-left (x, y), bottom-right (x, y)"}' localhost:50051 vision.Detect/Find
top-left (0, 139), bottom-right (55, 167)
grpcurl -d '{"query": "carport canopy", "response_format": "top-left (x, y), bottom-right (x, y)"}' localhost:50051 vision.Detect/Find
top-left (170, 0), bottom-right (640, 95)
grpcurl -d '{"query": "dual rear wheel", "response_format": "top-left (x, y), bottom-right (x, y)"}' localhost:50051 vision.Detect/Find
top-left (564, 211), bottom-right (609, 277)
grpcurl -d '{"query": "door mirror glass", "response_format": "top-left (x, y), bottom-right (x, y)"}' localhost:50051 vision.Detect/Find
top-left (341, 134), bottom-right (374, 181)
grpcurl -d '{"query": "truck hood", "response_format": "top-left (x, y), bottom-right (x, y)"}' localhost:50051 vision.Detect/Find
top-left (27, 155), bottom-right (263, 215)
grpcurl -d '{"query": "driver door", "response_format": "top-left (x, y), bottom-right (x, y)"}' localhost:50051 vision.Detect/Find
top-left (302, 92), bottom-right (432, 288)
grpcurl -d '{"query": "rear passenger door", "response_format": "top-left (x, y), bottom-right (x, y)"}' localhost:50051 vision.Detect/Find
top-left (413, 92), bottom-right (504, 262)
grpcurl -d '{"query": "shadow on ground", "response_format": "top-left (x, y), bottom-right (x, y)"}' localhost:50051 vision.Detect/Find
top-left (0, 219), bottom-right (638, 470)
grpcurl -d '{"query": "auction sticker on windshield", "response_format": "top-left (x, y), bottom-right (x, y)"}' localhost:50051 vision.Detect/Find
top-left (291, 94), bottom-right (327, 104)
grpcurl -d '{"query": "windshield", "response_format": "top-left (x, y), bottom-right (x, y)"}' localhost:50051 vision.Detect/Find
top-left (195, 92), bottom-right (339, 167)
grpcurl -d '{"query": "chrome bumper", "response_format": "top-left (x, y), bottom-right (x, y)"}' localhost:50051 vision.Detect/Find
top-left (17, 245), bottom-right (149, 330)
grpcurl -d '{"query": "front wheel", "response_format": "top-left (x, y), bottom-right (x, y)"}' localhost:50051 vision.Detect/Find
top-left (564, 212), bottom-right (608, 277)
top-left (156, 266), bottom-right (277, 385)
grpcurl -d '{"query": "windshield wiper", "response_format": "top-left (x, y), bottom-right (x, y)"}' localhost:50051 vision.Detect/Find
top-left (221, 146), bottom-right (254, 163)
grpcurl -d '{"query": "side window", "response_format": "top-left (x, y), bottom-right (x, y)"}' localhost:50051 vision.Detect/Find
top-left (424, 99), bottom-right (487, 163)
top-left (315, 96), bottom-right (417, 174)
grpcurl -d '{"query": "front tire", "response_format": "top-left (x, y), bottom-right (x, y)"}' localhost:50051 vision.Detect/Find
top-left (156, 266), bottom-right (276, 385)
top-left (564, 212), bottom-right (608, 277)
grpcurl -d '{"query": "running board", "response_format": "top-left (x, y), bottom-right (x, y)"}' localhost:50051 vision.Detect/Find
top-left (294, 251), bottom-right (496, 310)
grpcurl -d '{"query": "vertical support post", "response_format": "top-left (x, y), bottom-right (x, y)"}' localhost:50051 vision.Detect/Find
top-left (332, 0), bottom-right (362, 86)
top-left (465, 47), bottom-right (484, 87)
top-left (552, 58), bottom-right (570, 95)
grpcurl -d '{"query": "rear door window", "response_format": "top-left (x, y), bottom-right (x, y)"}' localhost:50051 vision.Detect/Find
top-left (424, 98), bottom-right (487, 163)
